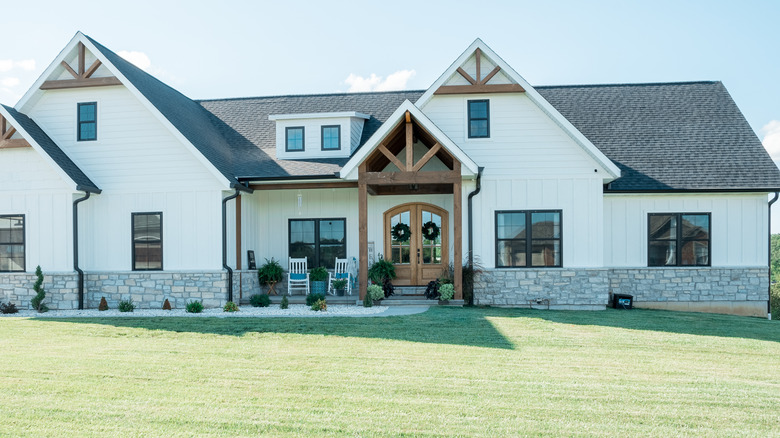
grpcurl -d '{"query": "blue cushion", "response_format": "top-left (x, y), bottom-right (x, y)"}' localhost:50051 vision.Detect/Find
top-left (290, 273), bottom-right (306, 280)
top-left (334, 273), bottom-right (348, 279)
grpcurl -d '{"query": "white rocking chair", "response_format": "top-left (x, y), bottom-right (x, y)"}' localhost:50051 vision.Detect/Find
top-left (328, 258), bottom-right (352, 296)
top-left (287, 257), bottom-right (310, 295)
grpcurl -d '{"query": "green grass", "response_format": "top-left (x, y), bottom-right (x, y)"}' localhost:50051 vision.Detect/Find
top-left (1, 308), bottom-right (779, 437)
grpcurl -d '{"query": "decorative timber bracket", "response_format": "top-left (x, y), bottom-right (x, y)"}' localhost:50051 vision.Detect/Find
top-left (0, 115), bottom-right (30, 149)
top-left (40, 42), bottom-right (122, 90)
top-left (434, 48), bottom-right (525, 95)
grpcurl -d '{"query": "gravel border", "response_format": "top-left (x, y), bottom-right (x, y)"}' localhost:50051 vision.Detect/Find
top-left (0, 304), bottom-right (390, 318)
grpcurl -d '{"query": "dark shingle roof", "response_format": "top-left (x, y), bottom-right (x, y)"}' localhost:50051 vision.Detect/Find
top-left (2, 105), bottom-right (100, 193)
top-left (198, 91), bottom-right (424, 178)
top-left (536, 81), bottom-right (780, 191)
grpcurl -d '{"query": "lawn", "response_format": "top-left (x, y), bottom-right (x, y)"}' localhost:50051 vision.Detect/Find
top-left (1, 307), bottom-right (778, 437)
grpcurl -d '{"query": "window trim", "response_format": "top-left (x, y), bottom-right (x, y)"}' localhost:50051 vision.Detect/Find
top-left (647, 212), bottom-right (711, 267)
top-left (77, 102), bottom-right (97, 142)
top-left (0, 214), bottom-right (25, 272)
top-left (467, 99), bottom-right (490, 139)
top-left (132, 212), bottom-right (163, 271)
top-left (321, 125), bottom-right (341, 151)
top-left (285, 126), bottom-right (305, 152)
top-left (495, 210), bottom-right (562, 268)
top-left (288, 218), bottom-right (347, 269)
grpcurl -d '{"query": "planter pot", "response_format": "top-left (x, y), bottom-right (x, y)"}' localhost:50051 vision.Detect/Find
top-left (373, 300), bottom-right (382, 306)
top-left (335, 288), bottom-right (345, 296)
top-left (311, 281), bottom-right (328, 295)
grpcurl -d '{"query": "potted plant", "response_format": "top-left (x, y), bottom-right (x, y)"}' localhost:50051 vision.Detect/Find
top-left (368, 256), bottom-right (396, 298)
top-left (258, 258), bottom-right (284, 295)
top-left (367, 284), bottom-right (385, 305)
top-left (438, 283), bottom-right (455, 304)
top-left (332, 278), bottom-right (348, 296)
top-left (310, 266), bottom-right (329, 295)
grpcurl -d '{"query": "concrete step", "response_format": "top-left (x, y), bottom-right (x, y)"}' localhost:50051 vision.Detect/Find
top-left (393, 286), bottom-right (428, 295)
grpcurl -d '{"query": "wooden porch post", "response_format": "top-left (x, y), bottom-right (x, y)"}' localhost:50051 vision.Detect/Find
top-left (358, 163), bottom-right (368, 300)
top-left (453, 162), bottom-right (463, 300)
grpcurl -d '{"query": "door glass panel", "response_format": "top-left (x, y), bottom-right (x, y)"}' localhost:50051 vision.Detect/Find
top-left (420, 210), bottom-right (442, 265)
top-left (390, 211), bottom-right (411, 264)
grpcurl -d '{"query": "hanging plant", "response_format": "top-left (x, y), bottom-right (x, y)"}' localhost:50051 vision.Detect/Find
top-left (391, 222), bottom-right (411, 243)
top-left (421, 221), bottom-right (440, 241)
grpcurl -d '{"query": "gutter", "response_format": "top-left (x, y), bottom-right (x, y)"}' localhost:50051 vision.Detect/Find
top-left (73, 191), bottom-right (91, 310)
top-left (768, 192), bottom-right (779, 320)
top-left (222, 185), bottom-right (254, 303)
top-left (466, 166), bottom-right (484, 306)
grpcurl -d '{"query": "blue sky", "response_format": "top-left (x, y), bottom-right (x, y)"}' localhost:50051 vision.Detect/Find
top-left (3, 0), bottom-right (780, 225)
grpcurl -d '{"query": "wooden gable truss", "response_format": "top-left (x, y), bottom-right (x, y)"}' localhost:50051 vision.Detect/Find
top-left (40, 42), bottom-right (121, 90)
top-left (434, 48), bottom-right (525, 95)
top-left (0, 115), bottom-right (30, 149)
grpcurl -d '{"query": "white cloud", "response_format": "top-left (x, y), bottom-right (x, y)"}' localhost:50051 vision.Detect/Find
top-left (345, 69), bottom-right (415, 92)
top-left (761, 120), bottom-right (780, 164)
top-left (1, 77), bottom-right (20, 87)
top-left (0, 59), bottom-right (34, 73)
top-left (118, 50), bottom-right (152, 71)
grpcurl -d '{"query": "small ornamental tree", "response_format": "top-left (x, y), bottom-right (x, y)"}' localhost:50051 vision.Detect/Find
top-left (162, 299), bottom-right (172, 310)
top-left (30, 265), bottom-right (48, 313)
top-left (98, 297), bottom-right (109, 311)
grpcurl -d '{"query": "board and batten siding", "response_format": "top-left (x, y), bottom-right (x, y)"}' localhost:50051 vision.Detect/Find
top-left (0, 148), bottom-right (75, 272)
top-left (26, 86), bottom-right (225, 192)
top-left (604, 193), bottom-right (768, 267)
top-left (230, 189), bottom-right (455, 269)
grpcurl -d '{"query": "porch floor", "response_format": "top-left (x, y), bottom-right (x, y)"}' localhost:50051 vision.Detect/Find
top-left (259, 293), bottom-right (463, 307)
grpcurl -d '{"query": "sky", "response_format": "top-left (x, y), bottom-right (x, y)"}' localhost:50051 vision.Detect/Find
top-left (2, 0), bottom-right (780, 226)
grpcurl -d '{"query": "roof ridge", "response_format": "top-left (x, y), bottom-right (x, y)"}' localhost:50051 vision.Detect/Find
top-left (196, 89), bottom-right (426, 103)
top-left (535, 80), bottom-right (720, 89)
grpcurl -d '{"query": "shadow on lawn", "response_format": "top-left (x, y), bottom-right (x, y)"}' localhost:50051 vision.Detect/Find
top-left (529, 307), bottom-right (780, 344)
top-left (39, 307), bottom-right (516, 350)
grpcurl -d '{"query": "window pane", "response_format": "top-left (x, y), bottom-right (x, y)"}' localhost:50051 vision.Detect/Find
top-left (400, 247), bottom-right (410, 264)
top-left (318, 219), bottom-right (345, 269)
top-left (469, 101), bottom-right (488, 119)
top-left (681, 240), bottom-right (709, 266)
top-left (470, 120), bottom-right (488, 137)
top-left (319, 220), bottom-right (344, 245)
top-left (290, 220), bottom-right (315, 245)
top-left (531, 240), bottom-right (560, 267)
top-left (79, 103), bottom-right (96, 121)
top-left (682, 214), bottom-right (709, 240)
top-left (497, 240), bottom-right (526, 267)
top-left (497, 212), bottom-right (525, 239)
top-left (531, 212), bottom-right (560, 239)
top-left (322, 126), bottom-right (340, 150)
top-left (79, 123), bottom-right (96, 141)
top-left (287, 127), bottom-right (304, 151)
top-left (649, 240), bottom-right (676, 266)
top-left (133, 213), bottom-right (161, 270)
top-left (649, 215), bottom-right (676, 240)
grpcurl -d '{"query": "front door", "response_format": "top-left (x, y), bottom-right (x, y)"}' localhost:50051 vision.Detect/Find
top-left (384, 203), bottom-right (448, 286)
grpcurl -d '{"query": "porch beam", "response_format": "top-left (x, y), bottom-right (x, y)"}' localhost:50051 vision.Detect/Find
top-left (248, 181), bottom-right (357, 191)
top-left (362, 170), bottom-right (461, 185)
top-left (235, 194), bottom-right (242, 270)
top-left (405, 113), bottom-right (413, 171)
top-left (434, 83), bottom-right (525, 95)
top-left (40, 77), bottom-right (123, 90)
top-left (0, 139), bottom-right (30, 149)
top-left (358, 163), bottom-right (369, 300)
top-left (453, 161), bottom-right (463, 300)
top-left (412, 142), bottom-right (442, 172)
top-left (377, 143), bottom-right (405, 171)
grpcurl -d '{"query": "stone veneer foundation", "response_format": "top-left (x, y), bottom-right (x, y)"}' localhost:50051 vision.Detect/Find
top-left (0, 272), bottom-right (80, 310)
top-left (473, 266), bottom-right (769, 316)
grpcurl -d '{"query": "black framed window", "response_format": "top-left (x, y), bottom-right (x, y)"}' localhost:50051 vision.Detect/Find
top-left (286, 126), bottom-right (305, 152)
top-left (321, 125), bottom-right (340, 150)
top-left (0, 215), bottom-right (25, 272)
top-left (132, 212), bottom-right (162, 271)
top-left (289, 218), bottom-right (346, 269)
top-left (77, 102), bottom-right (97, 141)
top-left (648, 213), bottom-right (710, 267)
top-left (496, 210), bottom-right (561, 268)
top-left (468, 99), bottom-right (489, 138)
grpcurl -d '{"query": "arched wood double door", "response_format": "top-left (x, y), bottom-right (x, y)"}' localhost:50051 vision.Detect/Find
top-left (384, 203), bottom-right (448, 286)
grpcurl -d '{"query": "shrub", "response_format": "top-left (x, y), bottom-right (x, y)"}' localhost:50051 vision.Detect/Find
top-left (98, 297), bottom-right (109, 311)
top-left (162, 299), bottom-right (172, 310)
top-left (118, 298), bottom-right (135, 313)
top-left (280, 295), bottom-right (289, 309)
top-left (186, 300), bottom-right (204, 313)
top-left (223, 301), bottom-right (239, 312)
top-left (424, 280), bottom-right (440, 300)
top-left (367, 284), bottom-right (384, 301)
top-left (250, 294), bottom-right (271, 308)
top-left (310, 267), bottom-right (329, 282)
top-left (438, 283), bottom-right (455, 301)
top-left (368, 257), bottom-right (396, 284)
top-left (257, 258), bottom-right (284, 286)
top-left (363, 293), bottom-right (373, 308)
top-left (306, 293), bottom-right (326, 306)
top-left (332, 279), bottom-right (348, 291)
top-left (310, 299), bottom-right (327, 311)
top-left (30, 265), bottom-right (48, 313)
top-left (0, 302), bottom-right (19, 314)
top-left (771, 283), bottom-right (780, 318)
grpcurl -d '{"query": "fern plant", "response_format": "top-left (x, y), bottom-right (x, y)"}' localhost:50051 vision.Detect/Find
top-left (30, 265), bottom-right (48, 313)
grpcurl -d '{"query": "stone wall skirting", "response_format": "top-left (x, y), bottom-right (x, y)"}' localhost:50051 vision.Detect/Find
top-left (0, 272), bottom-right (80, 310)
top-left (473, 267), bottom-right (769, 313)
top-left (85, 271), bottom-right (228, 309)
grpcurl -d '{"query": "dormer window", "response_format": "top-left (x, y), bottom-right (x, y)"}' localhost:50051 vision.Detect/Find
top-left (286, 126), bottom-right (304, 152)
top-left (77, 102), bottom-right (97, 141)
top-left (468, 99), bottom-right (489, 138)
top-left (321, 125), bottom-right (340, 150)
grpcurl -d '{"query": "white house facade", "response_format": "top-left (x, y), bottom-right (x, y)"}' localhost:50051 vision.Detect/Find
top-left (1, 33), bottom-right (778, 316)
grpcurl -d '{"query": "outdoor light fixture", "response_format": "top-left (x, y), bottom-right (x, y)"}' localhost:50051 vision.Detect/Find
top-left (296, 190), bottom-right (303, 216)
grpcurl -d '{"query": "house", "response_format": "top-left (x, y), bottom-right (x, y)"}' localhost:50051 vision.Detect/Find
top-left (1, 32), bottom-right (778, 316)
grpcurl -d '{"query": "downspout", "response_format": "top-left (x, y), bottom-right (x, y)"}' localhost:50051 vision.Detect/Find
top-left (73, 192), bottom-right (91, 310)
top-left (222, 188), bottom-right (241, 303)
top-left (466, 167), bottom-right (484, 306)
top-left (768, 192), bottom-right (778, 320)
